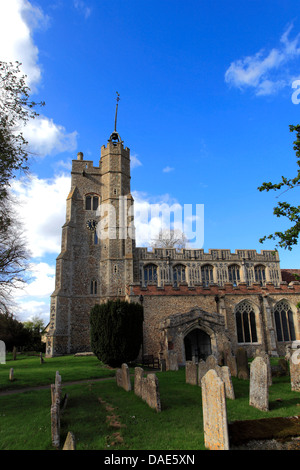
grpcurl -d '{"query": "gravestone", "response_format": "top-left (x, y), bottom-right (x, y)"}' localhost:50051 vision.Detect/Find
top-left (116, 368), bottom-right (123, 387)
top-left (12, 346), bottom-right (17, 361)
top-left (9, 368), bottom-right (14, 381)
top-left (249, 356), bottom-right (269, 411)
top-left (198, 359), bottom-right (208, 385)
top-left (256, 351), bottom-right (272, 386)
top-left (201, 369), bottom-right (229, 450)
top-left (121, 363), bottom-right (132, 391)
top-left (206, 355), bottom-right (218, 370)
top-left (134, 367), bottom-right (144, 397)
top-left (62, 431), bottom-right (76, 450)
top-left (0, 340), bottom-right (5, 364)
top-left (236, 348), bottom-right (249, 380)
top-left (186, 361), bottom-right (198, 385)
top-left (146, 373), bottom-right (161, 412)
top-left (290, 357), bottom-right (300, 391)
top-left (216, 365), bottom-right (235, 400)
top-left (223, 341), bottom-right (237, 377)
top-left (141, 377), bottom-right (148, 402)
top-left (167, 351), bottom-right (178, 371)
top-left (51, 403), bottom-right (60, 448)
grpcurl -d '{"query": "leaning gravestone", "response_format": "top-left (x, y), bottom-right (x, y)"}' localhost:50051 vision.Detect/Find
top-left (201, 369), bottom-right (229, 450)
top-left (146, 373), bottom-right (161, 412)
top-left (216, 365), bottom-right (235, 400)
top-left (236, 348), bottom-right (249, 380)
top-left (185, 361), bottom-right (198, 385)
top-left (121, 363), bottom-right (131, 391)
top-left (249, 356), bottom-right (269, 411)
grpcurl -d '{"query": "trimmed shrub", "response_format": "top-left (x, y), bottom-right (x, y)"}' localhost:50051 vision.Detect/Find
top-left (90, 299), bottom-right (143, 367)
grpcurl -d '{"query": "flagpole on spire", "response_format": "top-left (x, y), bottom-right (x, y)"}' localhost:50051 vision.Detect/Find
top-left (114, 91), bottom-right (120, 132)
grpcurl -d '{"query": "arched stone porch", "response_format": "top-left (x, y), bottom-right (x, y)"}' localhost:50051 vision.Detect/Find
top-left (159, 307), bottom-right (227, 365)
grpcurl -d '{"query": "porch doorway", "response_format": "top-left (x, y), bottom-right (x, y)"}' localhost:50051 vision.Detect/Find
top-left (184, 329), bottom-right (212, 363)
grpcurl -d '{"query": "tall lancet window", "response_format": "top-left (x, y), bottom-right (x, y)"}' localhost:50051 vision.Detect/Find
top-left (90, 279), bottom-right (97, 295)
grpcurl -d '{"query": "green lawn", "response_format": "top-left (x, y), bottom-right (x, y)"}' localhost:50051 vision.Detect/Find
top-left (0, 354), bottom-right (299, 450)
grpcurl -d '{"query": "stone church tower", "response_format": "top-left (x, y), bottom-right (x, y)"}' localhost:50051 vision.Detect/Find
top-left (46, 127), bottom-right (135, 357)
top-left (46, 113), bottom-right (300, 362)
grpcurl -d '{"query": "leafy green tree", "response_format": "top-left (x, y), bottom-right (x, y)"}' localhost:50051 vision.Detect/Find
top-left (0, 61), bottom-right (44, 314)
top-left (90, 300), bottom-right (143, 367)
top-left (258, 124), bottom-right (300, 250)
top-left (0, 312), bottom-right (30, 351)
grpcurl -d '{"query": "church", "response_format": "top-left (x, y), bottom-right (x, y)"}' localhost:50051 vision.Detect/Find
top-left (45, 123), bottom-right (300, 365)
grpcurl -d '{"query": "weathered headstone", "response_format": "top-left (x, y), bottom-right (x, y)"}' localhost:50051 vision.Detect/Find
top-left (198, 359), bottom-right (208, 385)
top-left (9, 368), bottom-right (14, 381)
top-left (134, 367), bottom-right (144, 397)
top-left (62, 431), bottom-right (76, 450)
top-left (216, 366), bottom-right (235, 400)
top-left (116, 368), bottom-right (123, 388)
top-left (290, 357), bottom-right (300, 391)
top-left (256, 351), bottom-right (272, 386)
top-left (185, 361), bottom-right (198, 385)
top-left (249, 356), bottom-right (269, 411)
top-left (146, 373), bottom-right (161, 412)
top-left (12, 346), bottom-right (17, 361)
top-left (0, 340), bottom-right (5, 364)
top-left (167, 351), bottom-right (178, 371)
top-left (201, 369), bottom-right (229, 450)
top-left (206, 355), bottom-right (218, 370)
top-left (223, 341), bottom-right (237, 377)
top-left (236, 348), bottom-right (249, 380)
top-left (121, 363), bottom-right (131, 391)
top-left (51, 403), bottom-right (60, 448)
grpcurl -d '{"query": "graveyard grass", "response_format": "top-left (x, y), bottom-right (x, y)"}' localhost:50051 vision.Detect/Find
top-left (0, 354), bottom-right (300, 450)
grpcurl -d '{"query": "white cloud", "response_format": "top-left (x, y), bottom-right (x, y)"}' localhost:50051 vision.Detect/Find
top-left (0, 0), bottom-right (49, 90)
top-left (23, 115), bottom-right (78, 157)
top-left (130, 154), bottom-right (142, 169)
top-left (74, 0), bottom-right (92, 19)
top-left (163, 166), bottom-right (174, 173)
top-left (11, 173), bottom-right (71, 258)
top-left (225, 24), bottom-right (300, 95)
top-left (0, 0), bottom-right (78, 156)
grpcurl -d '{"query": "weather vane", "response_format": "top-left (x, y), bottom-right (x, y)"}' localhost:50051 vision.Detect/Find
top-left (114, 91), bottom-right (120, 132)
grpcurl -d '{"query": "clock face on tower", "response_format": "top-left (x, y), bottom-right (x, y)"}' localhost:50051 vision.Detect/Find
top-left (86, 219), bottom-right (97, 231)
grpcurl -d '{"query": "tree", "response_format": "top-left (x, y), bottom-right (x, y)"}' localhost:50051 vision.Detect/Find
top-left (0, 312), bottom-right (31, 351)
top-left (90, 300), bottom-right (143, 367)
top-left (0, 61), bottom-right (44, 313)
top-left (150, 228), bottom-right (189, 250)
top-left (258, 124), bottom-right (300, 251)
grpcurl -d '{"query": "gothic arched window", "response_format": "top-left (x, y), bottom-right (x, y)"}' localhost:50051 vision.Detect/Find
top-left (143, 264), bottom-right (158, 285)
top-left (274, 300), bottom-right (296, 342)
top-left (173, 264), bottom-right (186, 286)
top-left (201, 264), bottom-right (214, 287)
top-left (228, 264), bottom-right (240, 286)
top-left (255, 265), bottom-right (266, 285)
top-left (235, 301), bottom-right (258, 343)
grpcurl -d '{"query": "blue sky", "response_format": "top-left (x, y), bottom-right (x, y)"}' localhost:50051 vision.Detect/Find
top-left (1, 0), bottom-right (300, 323)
